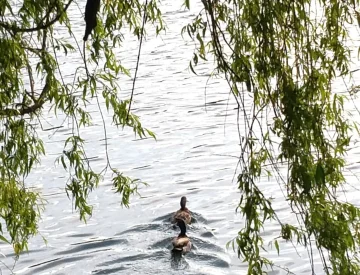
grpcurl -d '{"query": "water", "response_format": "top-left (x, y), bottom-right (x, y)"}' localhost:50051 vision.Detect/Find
top-left (1, 0), bottom-right (360, 274)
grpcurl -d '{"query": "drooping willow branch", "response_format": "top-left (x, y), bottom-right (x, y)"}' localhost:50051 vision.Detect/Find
top-left (0, 79), bottom-right (49, 117)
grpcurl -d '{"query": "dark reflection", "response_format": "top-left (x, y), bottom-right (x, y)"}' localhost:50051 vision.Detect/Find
top-left (170, 249), bottom-right (189, 270)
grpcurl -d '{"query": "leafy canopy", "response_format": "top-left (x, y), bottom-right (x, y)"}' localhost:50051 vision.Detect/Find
top-left (0, 0), bottom-right (162, 254)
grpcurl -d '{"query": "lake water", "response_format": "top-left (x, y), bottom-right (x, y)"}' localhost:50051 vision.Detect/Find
top-left (1, 0), bottom-right (360, 274)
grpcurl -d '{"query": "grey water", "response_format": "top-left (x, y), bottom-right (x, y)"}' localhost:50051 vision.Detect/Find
top-left (1, 0), bottom-right (360, 274)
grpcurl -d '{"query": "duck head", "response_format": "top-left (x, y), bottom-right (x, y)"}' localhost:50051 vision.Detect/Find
top-left (180, 196), bottom-right (187, 210)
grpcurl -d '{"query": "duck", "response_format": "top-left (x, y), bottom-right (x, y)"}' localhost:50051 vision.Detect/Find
top-left (172, 196), bottom-right (192, 225)
top-left (172, 219), bottom-right (191, 253)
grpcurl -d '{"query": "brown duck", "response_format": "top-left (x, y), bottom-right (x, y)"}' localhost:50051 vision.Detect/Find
top-left (172, 196), bottom-right (191, 225)
top-left (172, 219), bottom-right (191, 253)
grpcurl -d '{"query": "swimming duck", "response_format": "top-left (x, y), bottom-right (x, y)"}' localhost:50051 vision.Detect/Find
top-left (172, 219), bottom-right (191, 253)
top-left (172, 196), bottom-right (191, 225)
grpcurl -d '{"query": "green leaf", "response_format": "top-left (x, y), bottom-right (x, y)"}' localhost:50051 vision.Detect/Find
top-left (184, 0), bottom-right (190, 9)
top-left (0, 235), bottom-right (10, 244)
top-left (189, 61), bottom-right (198, 75)
top-left (274, 239), bottom-right (279, 255)
top-left (145, 129), bottom-right (156, 140)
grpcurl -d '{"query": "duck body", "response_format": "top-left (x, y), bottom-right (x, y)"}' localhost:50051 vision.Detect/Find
top-left (172, 196), bottom-right (192, 225)
top-left (172, 236), bottom-right (191, 252)
top-left (172, 208), bottom-right (191, 224)
top-left (172, 219), bottom-right (191, 253)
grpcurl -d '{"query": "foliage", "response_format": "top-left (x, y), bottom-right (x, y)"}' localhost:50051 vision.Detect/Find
top-left (185, 0), bottom-right (360, 274)
top-left (0, 0), bottom-right (163, 255)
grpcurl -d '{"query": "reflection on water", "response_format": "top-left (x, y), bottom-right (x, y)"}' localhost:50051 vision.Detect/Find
top-left (170, 250), bottom-right (188, 270)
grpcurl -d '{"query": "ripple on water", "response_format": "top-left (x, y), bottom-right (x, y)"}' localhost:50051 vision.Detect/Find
top-left (93, 250), bottom-right (172, 275)
top-left (92, 266), bottom-right (127, 274)
top-left (200, 231), bottom-right (216, 238)
top-left (54, 238), bottom-right (129, 256)
top-left (190, 212), bottom-right (208, 224)
top-left (188, 253), bottom-right (230, 268)
top-left (189, 237), bottom-right (225, 253)
top-left (152, 213), bottom-right (174, 223)
top-left (68, 233), bottom-right (95, 238)
top-left (26, 255), bottom-right (91, 274)
top-left (117, 223), bottom-right (166, 235)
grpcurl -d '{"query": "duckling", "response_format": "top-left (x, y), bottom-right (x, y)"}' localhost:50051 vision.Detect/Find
top-left (172, 219), bottom-right (191, 253)
top-left (172, 196), bottom-right (192, 225)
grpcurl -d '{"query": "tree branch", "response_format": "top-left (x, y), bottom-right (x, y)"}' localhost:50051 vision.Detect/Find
top-left (0, 81), bottom-right (49, 117)
top-left (0, 0), bottom-right (73, 34)
top-left (26, 63), bottom-right (36, 102)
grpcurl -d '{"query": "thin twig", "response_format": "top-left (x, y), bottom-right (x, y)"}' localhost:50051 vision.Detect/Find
top-left (126, 0), bottom-right (148, 122)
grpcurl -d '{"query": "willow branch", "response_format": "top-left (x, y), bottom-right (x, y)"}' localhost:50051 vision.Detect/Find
top-left (0, 81), bottom-right (49, 117)
top-left (26, 63), bottom-right (36, 101)
top-left (126, 0), bottom-right (148, 122)
top-left (0, 0), bottom-right (73, 34)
